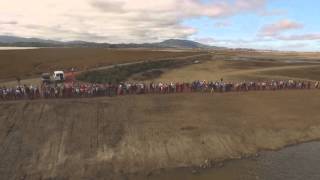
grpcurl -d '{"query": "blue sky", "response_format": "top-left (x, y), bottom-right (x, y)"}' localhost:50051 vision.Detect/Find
top-left (186, 0), bottom-right (320, 51)
top-left (0, 0), bottom-right (319, 51)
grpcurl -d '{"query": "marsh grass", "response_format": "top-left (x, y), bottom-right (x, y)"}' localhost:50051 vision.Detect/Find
top-left (77, 59), bottom-right (194, 83)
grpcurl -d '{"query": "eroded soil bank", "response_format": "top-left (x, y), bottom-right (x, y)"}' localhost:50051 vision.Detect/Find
top-left (1, 90), bottom-right (320, 179)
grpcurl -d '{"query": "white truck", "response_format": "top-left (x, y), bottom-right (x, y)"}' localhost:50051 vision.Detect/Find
top-left (53, 71), bottom-right (65, 81)
top-left (41, 71), bottom-right (65, 84)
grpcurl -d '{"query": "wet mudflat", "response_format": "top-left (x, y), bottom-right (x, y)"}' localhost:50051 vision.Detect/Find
top-left (138, 141), bottom-right (320, 180)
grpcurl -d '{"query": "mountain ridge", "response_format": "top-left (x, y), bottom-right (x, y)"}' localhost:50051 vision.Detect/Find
top-left (0, 35), bottom-right (224, 49)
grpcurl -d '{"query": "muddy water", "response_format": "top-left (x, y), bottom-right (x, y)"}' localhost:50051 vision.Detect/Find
top-left (133, 141), bottom-right (320, 180)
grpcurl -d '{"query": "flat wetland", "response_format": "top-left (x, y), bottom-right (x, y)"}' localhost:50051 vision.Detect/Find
top-left (0, 48), bottom-right (203, 80)
top-left (1, 48), bottom-right (320, 180)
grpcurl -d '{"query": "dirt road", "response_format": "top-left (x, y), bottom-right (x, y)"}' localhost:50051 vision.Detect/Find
top-left (1, 90), bottom-right (320, 179)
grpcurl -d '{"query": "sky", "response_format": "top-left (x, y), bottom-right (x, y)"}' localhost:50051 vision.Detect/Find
top-left (0, 0), bottom-right (319, 51)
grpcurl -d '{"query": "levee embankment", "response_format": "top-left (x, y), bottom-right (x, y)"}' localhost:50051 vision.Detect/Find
top-left (1, 90), bottom-right (320, 179)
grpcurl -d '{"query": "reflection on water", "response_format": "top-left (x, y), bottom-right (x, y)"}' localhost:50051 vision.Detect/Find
top-left (256, 142), bottom-right (320, 180)
top-left (134, 141), bottom-right (320, 180)
top-left (0, 47), bottom-right (39, 50)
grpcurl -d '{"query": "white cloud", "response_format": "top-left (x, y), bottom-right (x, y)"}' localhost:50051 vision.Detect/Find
top-left (259, 19), bottom-right (304, 37)
top-left (258, 19), bottom-right (320, 43)
top-left (0, 0), bottom-right (267, 43)
top-left (258, 9), bottom-right (287, 16)
top-left (276, 33), bottom-right (320, 41)
top-left (193, 35), bottom-right (312, 51)
top-left (0, 20), bottom-right (18, 25)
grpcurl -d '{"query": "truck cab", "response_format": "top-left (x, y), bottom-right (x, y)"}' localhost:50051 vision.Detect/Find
top-left (53, 71), bottom-right (65, 81)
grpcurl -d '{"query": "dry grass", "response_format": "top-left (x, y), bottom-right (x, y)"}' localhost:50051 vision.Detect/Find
top-left (212, 50), bottom-right (320, 61)
top-left (155, 58), bottom-right (320, 82)
top-left (0, 48), bottom-right (203, 80)
top-left (1, 49), bottom-right (320, 179)
top-left (2, 48), bottom-right (320, 83)
top-left (1, 91), bottom-right (320, 179)
top-left (260, 67), bottom-right (320, 81)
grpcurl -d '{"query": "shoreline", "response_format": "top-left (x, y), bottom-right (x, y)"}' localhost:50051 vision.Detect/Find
top-left (130, 134), bottom-right (320, 176)
top-left (131, 139), bottom-right (320, 180)
top-left (0, 47), bottom-right (41, 50)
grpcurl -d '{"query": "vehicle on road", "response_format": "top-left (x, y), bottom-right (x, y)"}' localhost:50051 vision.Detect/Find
top-left (40, 71), bottom-right (65, 85)
top-left (53, 71), bottom-right (65, 82)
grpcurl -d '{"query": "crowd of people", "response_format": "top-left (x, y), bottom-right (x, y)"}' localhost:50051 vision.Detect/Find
top-left (1, 80), bottom-right (320, 101)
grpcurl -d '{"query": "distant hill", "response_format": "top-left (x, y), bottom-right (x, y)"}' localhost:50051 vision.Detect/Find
top-left (0, 35), bottom-right (224, 49)
top-left (0, 35), bottom-right (60, 44)
top-left (155, 39), bottom-right (212, 48)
